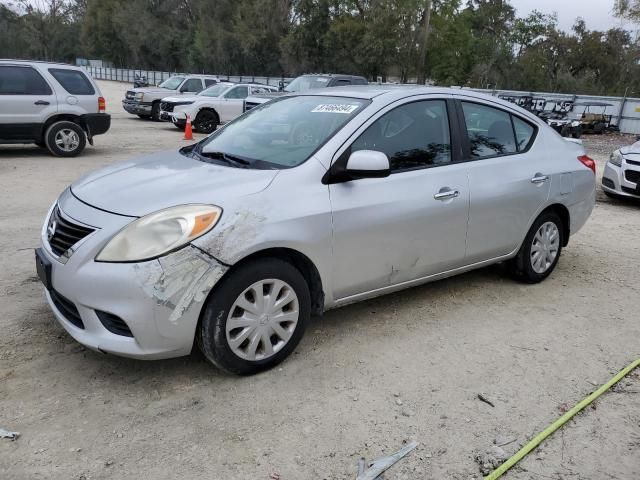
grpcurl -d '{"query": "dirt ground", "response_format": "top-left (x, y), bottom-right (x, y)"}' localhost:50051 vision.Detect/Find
top-left (1, 80), bottom-right (639, 480)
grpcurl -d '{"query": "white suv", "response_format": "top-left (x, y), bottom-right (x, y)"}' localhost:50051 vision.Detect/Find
top-left (0, 60), bottom-right (110, 157)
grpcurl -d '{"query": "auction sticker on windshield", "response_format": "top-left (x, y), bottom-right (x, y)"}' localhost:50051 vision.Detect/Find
top-left (311, 104), bottom-right (360, 114)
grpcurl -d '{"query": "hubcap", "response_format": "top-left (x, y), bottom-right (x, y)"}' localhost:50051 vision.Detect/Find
top-left (226, 279), bottom-right (299, 361)
top-left (54, 129), bottom-right (80, 152)
top-left (530, 221), bottom-right (560, 274)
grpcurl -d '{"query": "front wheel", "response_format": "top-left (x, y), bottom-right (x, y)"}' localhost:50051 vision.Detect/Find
top-left (193, 109), bottom-right (219, 134)
top-left (509, 212), bottom-right (563, 283)
top-left (197, 258), bottom-right (310, 375)
top-left (150, 102), bottom-right (161, 121)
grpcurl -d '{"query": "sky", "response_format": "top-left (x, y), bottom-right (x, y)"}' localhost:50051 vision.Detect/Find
top-left (510, 0), bottom-right (633, 32)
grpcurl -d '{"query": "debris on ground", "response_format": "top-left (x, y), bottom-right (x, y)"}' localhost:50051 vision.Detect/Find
top-left (356, 440), bottom-right (418, 480)
top-left (477, 394), bottom-right (495, 408)
top-left (0, 428), bottom-right (20, 440)
top-left (494, 434), bottom-right (517, 447)
top-left (474, 445), bottom-right (509, 475)
top-left (269, 473), bottom-right (281, 480)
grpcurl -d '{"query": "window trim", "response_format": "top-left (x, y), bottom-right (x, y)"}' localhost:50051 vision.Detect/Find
top-left (47, 67), bottom-right (95, 95)
top-left (456, 98), bottom-right (539, 162)
top-left (0, 65), bottom-right (53, 96)
top-left (327, 96), bottom-right (462, 179)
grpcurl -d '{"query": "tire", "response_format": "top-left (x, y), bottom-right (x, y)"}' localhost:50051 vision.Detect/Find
top-left (44, 121), bottom-right (86, 157)
top-left (193, 109), bottom-right (219, 134)
top-left (197, 258), bottom-right (311, 375)
top-left (509, 211), bottom-right (563, 284)
top-left (571, 127), bottom-right (582, 139)
top-left (150, 102), bottom-right (161, 121)
top-left (137, 114), bottom-right (151, 119)
top-left (560, 125), bottom-right (571, 137)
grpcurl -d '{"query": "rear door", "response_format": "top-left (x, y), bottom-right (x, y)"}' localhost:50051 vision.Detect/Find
top-left (459, 99), bottom-right (552, 263)
top-left (47, 67), bottom-right (97, 114)
top-left (329, 98), bottom-right (469, 300)
top-left (217, 85), bottom-right (249, 122)
top-left (0, 64), bottom-right (57, 141)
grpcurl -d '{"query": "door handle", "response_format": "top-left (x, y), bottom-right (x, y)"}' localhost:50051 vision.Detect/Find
top-left (34, 100), bottom-right (50, 106)
top-left (434, 189), bottom-right (460, 200)
top-left (531, 174), bottom-right (549, 184)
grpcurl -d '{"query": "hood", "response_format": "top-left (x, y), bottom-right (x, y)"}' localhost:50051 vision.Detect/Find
top-left (620, 141), bottom-right (640, 156)
top-left (70, 150), bottom-right (278, 217)
top-left (161, 95), bottom-right (200, 103)
top-left (132, 86), bottom-right (175, 95)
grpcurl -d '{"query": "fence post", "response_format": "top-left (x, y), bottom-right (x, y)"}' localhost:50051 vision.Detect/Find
top-left (617, 86), bottom-right (629, 129)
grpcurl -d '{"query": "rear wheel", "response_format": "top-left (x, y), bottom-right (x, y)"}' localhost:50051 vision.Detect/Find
top-left (193, 109), bottom-right (219, 134)
top-left (509, 211), bottom-right (563, 283)
top-left (44, 121), bottom-right (86, 157)
top-left (197, 258), bottom-right (310, 375)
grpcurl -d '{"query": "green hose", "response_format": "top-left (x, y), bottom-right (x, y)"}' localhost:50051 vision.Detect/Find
top-left (485, 358), bottom-right (640, 480)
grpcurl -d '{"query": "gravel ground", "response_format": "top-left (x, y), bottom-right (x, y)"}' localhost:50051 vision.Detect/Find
top-left (1, 81), bottom-right (639, 480)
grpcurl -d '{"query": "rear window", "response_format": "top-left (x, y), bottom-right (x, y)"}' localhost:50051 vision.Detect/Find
top-left (48, 68), bottom-right (95, 95)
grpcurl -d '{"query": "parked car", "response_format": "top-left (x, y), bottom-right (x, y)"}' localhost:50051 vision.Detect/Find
top-left (159, 82), bottom-right (278, 133)
top-left (243, 73), bottom-right (368, 111)
top-left (36, 87), bottom-right (595, 374)
top-left (602, 141), bottom-right (640, 199)
top-left (122, 74), bottom-right (219, 121)
top-left (571, 102), bottom-right (616, 134)
top-left (0, 59), bottom-right (110, 157)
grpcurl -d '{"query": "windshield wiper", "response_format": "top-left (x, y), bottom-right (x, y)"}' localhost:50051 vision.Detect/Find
top-left (198, 151), bottom-right (252, 167)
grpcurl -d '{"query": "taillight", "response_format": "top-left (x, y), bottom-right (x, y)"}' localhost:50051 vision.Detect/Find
top-left (578, 155), bottom-right (596, 174)
top-left (98, 96), bottom-right (106, 113)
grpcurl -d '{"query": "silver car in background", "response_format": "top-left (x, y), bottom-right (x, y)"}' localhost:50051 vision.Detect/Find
top-left (36, 87), bottom-right (596, 374)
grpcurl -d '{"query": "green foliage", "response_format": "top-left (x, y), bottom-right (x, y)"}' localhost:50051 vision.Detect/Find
top-left (0, 0), bottom-right (639, 95)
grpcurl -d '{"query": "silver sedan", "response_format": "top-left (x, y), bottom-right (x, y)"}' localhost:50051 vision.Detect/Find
top-left (36, 87), bottom-right (596, 374)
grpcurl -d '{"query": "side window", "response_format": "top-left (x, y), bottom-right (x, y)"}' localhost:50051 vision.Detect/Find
top-left (225, 86), bottom-right (249, 99)
top-left (352, 78), bottom-right (368, 85)
top-left (512, 116), bottom-right (535, 151)
top-left (251, 86), bottom-right (271, 94)
top-left (48, 68), bottom-right (95, 95)
top-left (204, 79), bottom-right (217, 87)
top-left (461, 102), bottom-right (516, 158)
top-left (333, 79), bottom-right (351, 86)
top-left (180, 78), bottom-right (203, 92)
top-left (0, 66), bottom-right (52, 95)
top-left (351, 100), bottom-right (452, 172)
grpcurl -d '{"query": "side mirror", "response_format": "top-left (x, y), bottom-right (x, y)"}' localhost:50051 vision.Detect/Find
top-left (346, 150), bottom-right (390, 179)
top-left (322, 150), bottom-right (390, 184)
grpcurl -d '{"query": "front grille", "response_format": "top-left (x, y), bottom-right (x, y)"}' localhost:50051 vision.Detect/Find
top-left (96, 311), bottom-right (134, 337)
top-left (622, 186), bottom-right (640, 196)
top-left (50, 289), bottom-right (84, 329)
top-left (626, 159), bottom-right (640, 167)
top-left (624, 170), bottom-right (640, 184)
top-left (47, 207), bottom-right (94, 257)
top-left (160, 101), bottom-right (174, 112)
top-left (602, 177), bottom-right (615, 189)
top-left (126, 90), bottom-right (135, 100)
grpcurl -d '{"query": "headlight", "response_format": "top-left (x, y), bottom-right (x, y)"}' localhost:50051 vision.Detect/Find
top-left (96, 205), bottom-right (222, 262)
top-left (135, 92), bottom-right (144, 102)
top-left (609, 150), bottom-right (623, 167)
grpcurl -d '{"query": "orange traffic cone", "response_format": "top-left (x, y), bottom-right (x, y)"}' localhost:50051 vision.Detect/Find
top-left (184, 114), bottom-right (194, 140)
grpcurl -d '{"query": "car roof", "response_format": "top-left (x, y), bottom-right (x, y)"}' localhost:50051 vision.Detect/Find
top-left (0, 59), bottom-right (79, 68)
top-left (289, 86), bottom-right (542, 121)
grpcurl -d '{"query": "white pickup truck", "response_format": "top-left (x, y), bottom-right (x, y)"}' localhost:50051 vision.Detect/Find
top-left (159, 82), bottom-right (278, 133)
top-left (122, 74), bottom-right (219, 121)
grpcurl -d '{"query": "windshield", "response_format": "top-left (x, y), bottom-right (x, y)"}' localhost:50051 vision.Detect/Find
top-left (285, 76), bottom-right (331, 92)
top-left (196, 96), bottom-right (369, 169)
top-left (159, 76), bottom-right (185, 90)
top-left (198, 84), bottom-right (232, 97)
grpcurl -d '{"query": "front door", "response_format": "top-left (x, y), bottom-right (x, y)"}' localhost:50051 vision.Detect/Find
top-left (0, 65), bottom-right (57, 141)
top-left (218, 85), bottom-right (249, 123)
top-left (329, 98), bottom-right (469, 300)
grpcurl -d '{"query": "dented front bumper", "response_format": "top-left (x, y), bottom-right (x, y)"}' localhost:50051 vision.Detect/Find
top-left (39, 190), bottom-right (228, 360)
